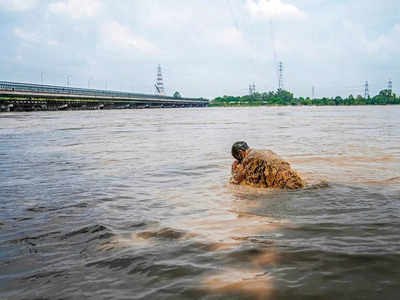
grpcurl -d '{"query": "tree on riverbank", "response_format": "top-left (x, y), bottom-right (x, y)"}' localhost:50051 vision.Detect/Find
top-left (210, 89), bottom-right (400, 106)
top-left (173, 91), bottom-right (182, 98)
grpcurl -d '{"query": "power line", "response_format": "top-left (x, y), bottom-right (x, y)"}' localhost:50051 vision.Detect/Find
top-left (226, 0), bottom-right (240, 31)
top-left (66, 75), bottom-right (71, 87)
top-left (269, 20), bottom-right (278, 69)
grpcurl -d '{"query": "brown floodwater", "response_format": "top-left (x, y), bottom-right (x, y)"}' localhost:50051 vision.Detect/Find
top-left (1, 106), bottom-right (400, 299)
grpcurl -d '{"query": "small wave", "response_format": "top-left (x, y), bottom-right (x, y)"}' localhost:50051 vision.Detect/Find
top-left (127, 222), bottom-right (147, 229)
top-left (98, 226), bottom-right (196, 251)
top-left (26, 202), bottom-right (88, 213)
top-left (12, 217), bottom-right (33, 222)
top-left (86, 256), bottom-right (144, 270)
top-left (304, 181), bottom-right (330, 190)
top-left (137, 227), bottom-right (196, 240)
top-left (365, 177), bottom-right (400, 185)
top-left (26, 206), bottom-right (47, 212)
top-left (275, 247), bottom-right (400, 262)
top-left (0, 114), bottom-right (31, 119)
top-left (202, 268), bottom-right (274, 299)
top-left (57, 127), bottom-right (85, 131)
top-left (291, 155), bottom-right (397, 165)
top-left (62, 224), bottom-right (109, 239)
top-left (24, 269), bottom-right (66, 281)
top-left (111, 130), bottom-right (131, 134)
top-left (3, 231), bottom-right (61, 245)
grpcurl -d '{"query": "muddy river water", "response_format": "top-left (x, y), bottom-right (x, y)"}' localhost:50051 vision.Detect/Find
top-left (1, 106), bottom-right (400, 299)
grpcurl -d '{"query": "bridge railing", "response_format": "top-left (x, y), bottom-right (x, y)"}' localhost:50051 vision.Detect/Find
top-left (0, 81), bottom-right (208, 104)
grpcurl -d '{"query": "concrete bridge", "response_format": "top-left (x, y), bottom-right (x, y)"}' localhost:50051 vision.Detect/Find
top-left (0, 81), bottom-right (208, 112)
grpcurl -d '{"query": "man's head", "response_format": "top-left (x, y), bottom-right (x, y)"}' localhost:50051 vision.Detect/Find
top-left (232, 141), bottom-right (250, 162)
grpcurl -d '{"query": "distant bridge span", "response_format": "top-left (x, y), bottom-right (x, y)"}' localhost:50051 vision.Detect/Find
top-left (0, 81), bottom-right (208, 111)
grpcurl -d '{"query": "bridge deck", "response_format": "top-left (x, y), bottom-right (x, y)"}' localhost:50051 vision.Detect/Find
top-left (0, 90), bottom-right (207, 105)
top-left (0, 81), bottom-right (208, 106)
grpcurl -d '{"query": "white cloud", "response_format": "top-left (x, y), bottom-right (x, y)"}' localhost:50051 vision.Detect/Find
top-left (47, 40), bottom-right (59, 46)
top-left (207, 27), bottom-right (252, 55)
top-left (246, 0), bottom-right (306, 20)
top-left (14, 27), bottom-right (59, 48)
top-left (333, 21), bottom-right (400, 60)
top-left (215, 27), bottom-right (244, 46)
top-left (48, 0), bottom-right (102, 18)
top-left (366, 24), bottom-right (400, 56)
top-left (0, 0), bottom-right (37, 11)
top-left (14, 27), bottom-right (39, 43)
top-left (138, 2), bottom-right (195, 29)
top-left (100, 21), bottom-right (158, 54)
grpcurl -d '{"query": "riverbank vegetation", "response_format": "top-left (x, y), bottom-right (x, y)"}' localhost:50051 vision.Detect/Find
top-left (209, 89), bottom-right (399, 106)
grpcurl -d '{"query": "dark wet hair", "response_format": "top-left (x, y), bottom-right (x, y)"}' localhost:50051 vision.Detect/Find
top-left (232, 141), bottom-right (249, 162)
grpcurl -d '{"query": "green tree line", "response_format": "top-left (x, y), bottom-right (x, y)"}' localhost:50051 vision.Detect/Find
top-left (210, 89), bottom-right (399, 106)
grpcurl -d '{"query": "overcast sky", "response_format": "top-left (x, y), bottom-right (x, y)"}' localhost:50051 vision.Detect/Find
top-left (0, 0), bottom-right (399, 99)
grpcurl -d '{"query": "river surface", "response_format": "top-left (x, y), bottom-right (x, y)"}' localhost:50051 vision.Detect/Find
top-left (1, 106), bottom-right (400, 300)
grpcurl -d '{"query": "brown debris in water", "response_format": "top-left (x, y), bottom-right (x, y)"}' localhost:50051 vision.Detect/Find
top-left (232, 150), bottom-right (305, 190)
top-left (184, 213), bottom-right (283, 248)
top-left (364, 176), bottom-right (400, 185)
top-left (291, 154), bottom-right (398, 165)
top-left (251, 250), bottom-right (279, 268)
top-left (203, 248), bottom-right (279, 299)
top-left (203, 269), bottom-right (275, 300)
top-left (99, 233), bottom-right (152, 250)
top-left (289, 153), bottom-right (400, 185)
top-left (137, 227), bottom-right (196, 240)
top-left (99, 228), bottom-right (197, 251)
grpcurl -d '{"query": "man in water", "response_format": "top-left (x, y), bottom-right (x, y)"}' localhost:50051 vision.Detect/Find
top-left (230, 141), bottom-right (305, 189)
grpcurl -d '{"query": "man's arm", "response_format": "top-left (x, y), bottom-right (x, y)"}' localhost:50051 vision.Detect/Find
top-left (232, 160), bottom-right (239, 174)
top-left (231, 163), bottom-right (246, 184)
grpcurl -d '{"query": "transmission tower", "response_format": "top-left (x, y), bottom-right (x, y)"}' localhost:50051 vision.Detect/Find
top-left (364, 81), bottom-right (369, 98)
top-left (248, 83), bottom-right (256, 95)
top-left (155, 64), bottom-right (165, 95)
top-left (388, 79), bottom-right (393, 91)
top-left (278, 61), bottom-right (283, 90)
top-left (312, 86), bottom-right (315, 99)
